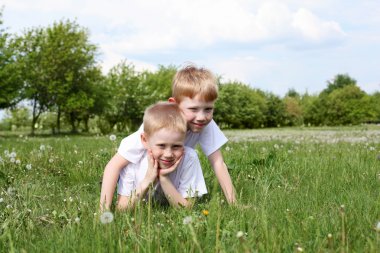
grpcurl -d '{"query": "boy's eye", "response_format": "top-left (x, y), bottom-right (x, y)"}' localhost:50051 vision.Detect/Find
top-left (205, 108), bottom-right (213, 112)
top-left (157, 144), bottom-right (165, 148)
top-left (172, 145), bottom-right (183, 150)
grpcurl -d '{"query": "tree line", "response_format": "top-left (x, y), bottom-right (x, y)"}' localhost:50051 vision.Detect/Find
top-left (1, 11), bottom-right (380, 134)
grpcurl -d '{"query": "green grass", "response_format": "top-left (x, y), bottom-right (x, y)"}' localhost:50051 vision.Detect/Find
top-left (0, 127), bottom-right (379, 252)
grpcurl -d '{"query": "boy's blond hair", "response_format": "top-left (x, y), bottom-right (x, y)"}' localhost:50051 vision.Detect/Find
top-left (172, 64), bottom-right (218, 103)
top-left (143, 102), bottom-right (187, 137)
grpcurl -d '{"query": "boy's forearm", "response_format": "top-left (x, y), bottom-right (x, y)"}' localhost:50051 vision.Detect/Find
top-left (159, 176), bottom-right (189, 208)
top-left (100, 166), bottom-right (121, 210)
top-left (208, 150), bottom-right (236, 204)
top-left (99, 154), bottom-right (129, 211)
top-left (117, 179), bottom-right (154, 211)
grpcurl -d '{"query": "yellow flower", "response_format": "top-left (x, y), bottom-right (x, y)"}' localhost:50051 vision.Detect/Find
top-left (202, 210), bottom-right (209, 216)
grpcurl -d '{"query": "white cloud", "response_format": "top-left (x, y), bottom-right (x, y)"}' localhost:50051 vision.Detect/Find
top-left (292, 8), bottom-right (346, 42)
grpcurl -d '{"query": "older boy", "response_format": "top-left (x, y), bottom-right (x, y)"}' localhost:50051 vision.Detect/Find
top-left (100, 65), bottom-right (235, 210)
top-left (116, 102), bottom-right (207, 210)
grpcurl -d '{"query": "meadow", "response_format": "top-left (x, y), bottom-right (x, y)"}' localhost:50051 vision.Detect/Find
top-left (0, 126), bottom-right (379, 252)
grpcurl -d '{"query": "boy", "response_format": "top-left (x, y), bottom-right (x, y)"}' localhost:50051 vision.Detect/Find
top-left (100, 64), bottom-right (235, 210)
top-left (116, 102), bottom-right (207, 210)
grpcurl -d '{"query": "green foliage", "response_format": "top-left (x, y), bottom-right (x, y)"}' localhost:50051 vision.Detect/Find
top-left (264, 93), bottom-right (285, 127)
top-left (0, 9), bottom-right (23, 109)
top-left (324, 85), bottom-right (370, 125)
top-left (323, 74), bottom-right (357, 95)
top-left (283, 96), bottom-right (303, 126)
top-left (214, 82), bottom-right (267, 129)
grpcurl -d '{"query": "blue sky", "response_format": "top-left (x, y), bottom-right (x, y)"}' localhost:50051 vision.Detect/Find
top-left (2, 0), bottom-right (380, 96)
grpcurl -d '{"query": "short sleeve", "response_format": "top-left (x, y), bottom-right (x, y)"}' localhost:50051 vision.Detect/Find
top-left (177, 147), bottom-right (207, 198)
top-left (198, 120), bottom-right (228, 157)
top-left (117, 125), bottom-right (145, 164)
top-left (118, 166), bottom-right (136, 196)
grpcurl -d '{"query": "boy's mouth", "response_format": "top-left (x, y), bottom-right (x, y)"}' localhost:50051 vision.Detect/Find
top-left (160, 159), bottom-right (175, 166)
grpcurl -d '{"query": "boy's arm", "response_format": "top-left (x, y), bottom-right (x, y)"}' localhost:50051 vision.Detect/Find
top-left (208, 150), bottom-right (236, 204)
top-left (99, 153), bottom-right (129, 211)
top-left (158, 156), bottom-right (191, 208)
top-left (116, 151), bottom-right (158, 211)
top-left (159, 175), bottom-right (190, 208)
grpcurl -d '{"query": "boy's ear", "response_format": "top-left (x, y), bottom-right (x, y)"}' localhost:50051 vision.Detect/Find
top-left (168, 97), bottom-right (176, 103)
top-left (140, 133), bottom-right (149, 149)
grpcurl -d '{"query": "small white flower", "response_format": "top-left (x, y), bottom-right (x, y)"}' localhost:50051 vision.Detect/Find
top-left (236, 231), bottom-right (244, 238)
top-left (296, 246), bottom-right (304, 252)
top-left (183, 216), bottom-right (192, 225)
top-left (327, 233), bottom-right (333, 238)
top-left (75, 217), bottom-right (80, 223)
top-left (49, 158), bottom-right (54, 163)
top-left (376, 221), bottom-right (380, 232)
top-left (6, 204), bottom-right (12, 209)
top-left (26, 164), bottom-right (32, 170)
top-left (10, 152), bottom-right (17, 158)
top-left (78, 161), bottom-right (83, 165)
top-left (15, 159), bottom-right (21, 164)
top-left (274, 144), bottom-right (279, 149)
top-left (40, 145), bottom-right (46, 151)
top-left (109, 134), bottom-right (117, 141)
top-left (0, 198), bottom-right (3, 203)
top-left (10, 157), bottom-right (15, 163)
top-left (100, 211), bottom-right (114, 224)
top-left (225, 146), bottom-right (231, 151)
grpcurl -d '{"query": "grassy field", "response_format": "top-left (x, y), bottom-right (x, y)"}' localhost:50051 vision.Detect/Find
top-left (0, 126), bottom-right (379, 252)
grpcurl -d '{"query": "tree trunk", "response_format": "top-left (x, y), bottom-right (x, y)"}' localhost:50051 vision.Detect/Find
top-left (56, 106), bottom-right (61, 134)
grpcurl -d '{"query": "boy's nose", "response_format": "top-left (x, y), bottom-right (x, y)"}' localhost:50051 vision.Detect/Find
top-left (163, 149), bottom-right (173, 158)
top-left (196, 111), bottom-right (207, 121)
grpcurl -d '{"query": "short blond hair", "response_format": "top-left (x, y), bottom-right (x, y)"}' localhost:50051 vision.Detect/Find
top-left (143, 102), bottom-right (187, 137)
top-left (172, 64), bottom-right (218, 103)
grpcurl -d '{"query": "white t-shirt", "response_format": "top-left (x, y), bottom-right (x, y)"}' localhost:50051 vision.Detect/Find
top-left (117, 120), bottom-right (228, 164)
top-left (118, 147), bottom-right (207, 200)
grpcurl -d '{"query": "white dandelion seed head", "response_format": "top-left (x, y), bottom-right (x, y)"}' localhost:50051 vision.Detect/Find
top-left (296, 246), bottom-right (304, 252)
top-left (78, 161), bottom-right (83, 165)
top-left (40, 145), bottom-right (46, 151)
top-left (15, 159), bottom-right (21, 164)
top-left (100, 211), bottom-right (114, 224)
top-left (327, 233), bottom-right (333, 238)
top-left (75, 217), bottom-right (80, 223)
top-left (10, 152), bottom-right (17, 158)
top-left (26, 164), bottom-right (32, 170)
top-left (10, 157), bottom-right (16, 163)
top-left (183, 216), bottom-right (192, 225)
top-left (49, 158), bottom-right (54, 163)
top-left (236, 231), bottom-right (244, 238)
top-left (376, 221), bottom-right (380, 232)
top-left (0, 198), bottom-right (3, 203)
top-left (109, 135), bottom-right (117, 141)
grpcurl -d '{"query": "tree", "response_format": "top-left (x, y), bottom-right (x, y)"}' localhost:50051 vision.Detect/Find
top-left (16, 27), bottom-right (52, 135)
top-left (214, 82), bottom-right (267, 128)
top-left (325, 85), bottom-right (370, 125)
top-left (283, 96), bottom-right (303, 126)
top-left (264, 92), bottom-right (285, 127)
top-left (323, 74), bottom-right (357, 95)
top-left (0, 8), bottom-right (22, 109)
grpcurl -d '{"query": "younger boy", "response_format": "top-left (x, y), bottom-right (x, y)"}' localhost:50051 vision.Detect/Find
top-left (100, 64), bottom-right (235, 210)
top-left (116, 102), bottom-right (207, 210)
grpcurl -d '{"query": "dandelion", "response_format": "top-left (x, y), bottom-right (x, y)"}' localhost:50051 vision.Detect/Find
top-left (100, 211), bottom-right (114, 224)
top-left (49, 158), bottom-right (54, 163)
top-left (0, 198), bottom-right (3, 203)
top-left (10, 152), bottom-right (16, 158)
top-left (75, 217), bottom-right (80, 223)
top-left (26, 164), bottom-right (32, 170)
top-left (296, 246), bottom-right (304, 252)
top-left (327, 233), bottom-right (333, 238)
top-left (15, 159), bottom-right (21, 164)
top-left (40, 145), bottom-right (46, 151)
top-left (274, 144), bottom-right (279, 149)
top-left (225, 146), bottom-right (231, 151)
top-left (109, 134), bottom-right (117, 141)
top-left (78, 161), bottom-right (83, 165)
top-left (183, 216), bottom-right (192, 225)
top-left (10, 157), bottom-right (15, 163)
top-left (202, 210), bottom-right (209, 216)
top-left (375, 221), bottom-right (380, 232)
top-left (236, 231), bottom-right (244, 238)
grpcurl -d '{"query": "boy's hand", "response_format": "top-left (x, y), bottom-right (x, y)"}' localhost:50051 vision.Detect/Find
top-left (159, 155), bottom-right (183, 177)
top-left (144, 150), bottom-right (159, 183)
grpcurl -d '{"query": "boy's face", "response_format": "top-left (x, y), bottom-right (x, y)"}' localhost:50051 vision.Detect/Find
top-left (141, 128), bottom-right (185, 170)
top-left (177, 95), bottom-right (214, 133)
